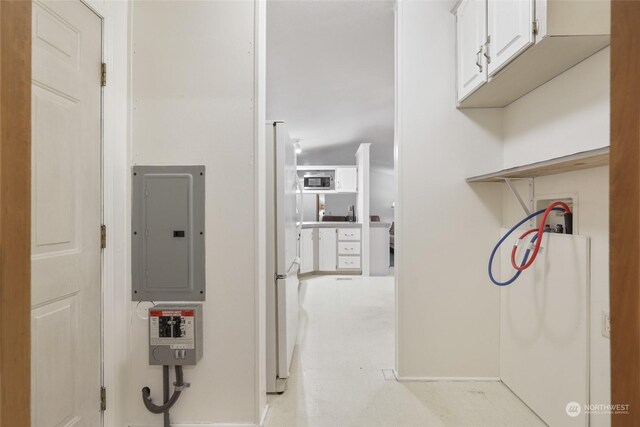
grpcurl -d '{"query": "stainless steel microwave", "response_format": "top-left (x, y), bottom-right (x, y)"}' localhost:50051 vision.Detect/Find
top-left (303, 174), bottom-right (333, 190)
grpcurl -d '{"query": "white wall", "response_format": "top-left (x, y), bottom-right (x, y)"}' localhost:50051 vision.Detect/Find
top-left (324, 193), bottom-right (357, 218)
top-left (395, 0), bottom-right (504, 378)
top-left (502, 49), bottom-right (610, 427)
top-left (503, 48), bottom-right (610, 169)
top-left (370, 166), bottom-right (395, 224)
top-left (123, 1), bottom-right (265, 425)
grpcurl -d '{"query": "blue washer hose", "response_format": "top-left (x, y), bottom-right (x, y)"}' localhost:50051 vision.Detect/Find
top-left (488, 207), bottom-right (566, 286)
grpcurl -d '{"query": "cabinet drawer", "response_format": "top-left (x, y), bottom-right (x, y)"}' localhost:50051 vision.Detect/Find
top-left (338, 256), bottom-right (360, 269)
top-left (338, 242), bottom-right (360, 255)
top-left (338, 228), bottom-right (360, 241)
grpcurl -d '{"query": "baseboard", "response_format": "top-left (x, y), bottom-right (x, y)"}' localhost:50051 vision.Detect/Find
top-left (393, 371), bottom-right (501, 382)
top-left (128, 407), bottom-right (269, 427)
top-left (130, 422), bottom-right (261, 427)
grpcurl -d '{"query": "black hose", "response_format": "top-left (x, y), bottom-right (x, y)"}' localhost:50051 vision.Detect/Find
top-left (142, 366), bottom-right (185, 415)
top-left (163, 365), bottom-right (170, 427)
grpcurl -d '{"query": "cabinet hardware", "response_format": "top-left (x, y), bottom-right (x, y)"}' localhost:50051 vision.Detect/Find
top-left (483, 36), bottom-right (491, 64)
top-left (532, 20), bottom-right (539, 36)
top-left (476, 47), bottom-right (483, 73)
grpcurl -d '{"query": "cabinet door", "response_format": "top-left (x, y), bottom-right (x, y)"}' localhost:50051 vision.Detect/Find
top-left (456, 0), bottom-right (488, 102)
top-left (335, 167), bottom-right (358, 193)
top-left (300, 228), bottom-right (314, 274)
top-left (487, 0), bottom-right (534, 76)
top-left (318, 228), bottom-right (337, 271)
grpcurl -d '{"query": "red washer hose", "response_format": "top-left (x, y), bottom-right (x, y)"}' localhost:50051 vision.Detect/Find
top-left (510, 201), bottom-right (571, 271)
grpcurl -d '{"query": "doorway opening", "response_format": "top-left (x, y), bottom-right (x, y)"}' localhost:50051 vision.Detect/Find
top-left (263, 0), bottom-right (397, 420)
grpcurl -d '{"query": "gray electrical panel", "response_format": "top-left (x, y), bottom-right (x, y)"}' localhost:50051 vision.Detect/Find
top-left (149, 304), bottom-right (203, 365)
top-left (132, 165), bottom-right (205, 301)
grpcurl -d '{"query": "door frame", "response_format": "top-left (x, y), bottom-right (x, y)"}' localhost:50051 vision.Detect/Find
top-left (78, 1), bottom-right (128, 426)
top-left (610, 0), bottom-right (640, 424)
top-left (0, 1), bottom-right (32, 425)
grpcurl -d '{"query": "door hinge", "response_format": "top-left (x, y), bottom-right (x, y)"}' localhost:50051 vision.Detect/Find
top-left (532, 20), bottom-right (539, 36)
top-left (100, 386), bottom-right (107, 411)
top-left (101, 63), bottom-right (107, 87)
top-left (101, 224), bottom-right (107, 249)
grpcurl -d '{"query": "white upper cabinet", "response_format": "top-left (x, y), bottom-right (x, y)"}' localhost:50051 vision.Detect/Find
top-left (487, 0), bottom-right (535, 76)
top-left (454, 0), bottom-right (610, 108)
top-left (456, 0), bottom-right (488, 102)
top-left (335, 167), bottom-right (358, 193)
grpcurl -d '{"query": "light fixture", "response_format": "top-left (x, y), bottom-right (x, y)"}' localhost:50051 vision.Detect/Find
top-left (294, 139), bottom-right (302, 154)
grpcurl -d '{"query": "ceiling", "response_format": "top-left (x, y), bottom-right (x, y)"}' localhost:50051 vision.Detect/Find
top-left (267, 0), bottom-right (395, 168)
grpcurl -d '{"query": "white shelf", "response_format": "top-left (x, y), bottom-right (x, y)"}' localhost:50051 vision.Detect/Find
top-left (466, 147), bottom-right (609, 183)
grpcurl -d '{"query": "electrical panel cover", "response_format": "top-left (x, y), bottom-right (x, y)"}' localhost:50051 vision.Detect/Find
top-left (132, 165), bottom-right (205, 301)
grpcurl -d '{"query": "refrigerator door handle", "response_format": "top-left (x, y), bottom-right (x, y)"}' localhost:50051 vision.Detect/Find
top-left (275, 257), bottom-right (301, 280)
top-left (295, 179), bottom-right (304, 228)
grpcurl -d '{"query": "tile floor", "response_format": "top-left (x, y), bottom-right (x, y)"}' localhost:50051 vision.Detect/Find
top-left (264, 275), bottom-right (545, 427)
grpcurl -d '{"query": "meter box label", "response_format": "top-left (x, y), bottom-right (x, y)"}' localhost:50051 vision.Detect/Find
top-left (148, 304), bottom-right (203, 366)
top-left (150, 309), bottom-right (195, 349)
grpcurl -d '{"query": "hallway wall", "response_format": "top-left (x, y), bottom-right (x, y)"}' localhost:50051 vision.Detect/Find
top-left (501, 49), bottom-right (611, 427)
top-left (396, 2), bottom-right (610, 424)
top-left (123, 1), bottom-right (265, 425)
top-left (395, 0), bottom-right (504, 378)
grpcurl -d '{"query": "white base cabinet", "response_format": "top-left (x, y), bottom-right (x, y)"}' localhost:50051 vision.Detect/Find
top-left (300, 228), bottom-right (315, 274)
top-left (300, 226), bottom-right (363, 274)
top-left (318, 228), bottom-right (337, 271)
top-left (370, 227), bottom-right (390, 277)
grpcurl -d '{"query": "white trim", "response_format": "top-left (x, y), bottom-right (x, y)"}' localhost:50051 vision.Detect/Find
top-left (260, 404), bottom-right (270, 426)
top-left (395, 374), bottom-right (501, 382)
top-left (83, 1), bottom-right (130, 426)
top-left (393, 0), bottom-right (404, 379)
top-left (297, 165), bottom-right (357, 171)
top-left (253, 0), bottom-right (268, 423)
top-left (128, 424), bottom-right (262, 427)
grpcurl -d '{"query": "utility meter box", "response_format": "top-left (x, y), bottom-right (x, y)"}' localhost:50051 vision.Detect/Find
top-left (149, 304), bottom-right (203, 365)
top-left (132, 165), bottom-right (205, 301)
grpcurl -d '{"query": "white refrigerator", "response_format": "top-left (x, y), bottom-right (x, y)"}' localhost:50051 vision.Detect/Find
top-left (266, 121), bottom-right (301, 393)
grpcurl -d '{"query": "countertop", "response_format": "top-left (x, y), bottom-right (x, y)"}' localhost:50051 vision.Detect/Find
top-left (302, 221), bottom-right (390, 229)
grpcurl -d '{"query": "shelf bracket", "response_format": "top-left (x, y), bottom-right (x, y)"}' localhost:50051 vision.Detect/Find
top-left (503, 178), bottom-right (535, 223)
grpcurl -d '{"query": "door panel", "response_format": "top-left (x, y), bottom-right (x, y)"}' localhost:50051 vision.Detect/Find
top-left (318, 228), bottom-right (337, 271)
top-left (32, 297), bottom-right (78, 426)
top-left (31, 1), bottom-right (102, 426)
top-left (456, 0), bottom-right (488, 101)
top-left (300, 229), bottom-right (314, 274)
top-left (487, 0), bottom-right (534, 76)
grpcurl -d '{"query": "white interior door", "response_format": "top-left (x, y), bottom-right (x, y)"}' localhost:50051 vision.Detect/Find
top-left (456, 0), bottom-right (488, 102)
top-left (487, 0), bottom-right (535, 76)
top-left (31, 1), bottom-right (102, 425)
